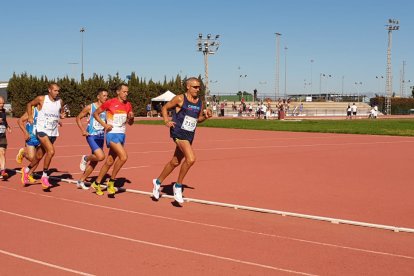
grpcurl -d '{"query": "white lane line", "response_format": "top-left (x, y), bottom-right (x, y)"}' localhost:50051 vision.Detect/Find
top-left (7, 139), bottom-right (414, 157)
top-left (0, 249), bottom-right (94, 276)
top-left (0, 209), bottom-right (316, 276)
top-left (2, 186), bottom-right (413, 261)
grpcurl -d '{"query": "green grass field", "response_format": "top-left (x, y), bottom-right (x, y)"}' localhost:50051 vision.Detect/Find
top-left (136, 118), bottom-right (414, 136)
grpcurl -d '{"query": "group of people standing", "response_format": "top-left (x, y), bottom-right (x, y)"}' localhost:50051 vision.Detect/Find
top-left (9, 77), bottom-right (211, 204)
top-left (346, 103), bottom-right (358, 119)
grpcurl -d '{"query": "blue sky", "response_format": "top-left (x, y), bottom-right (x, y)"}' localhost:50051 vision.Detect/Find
top-left (1, 0), bottom-right (413, 98)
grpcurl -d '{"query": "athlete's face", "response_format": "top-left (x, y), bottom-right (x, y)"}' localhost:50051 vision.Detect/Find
top-left (98, 91), bottom-right (108, 104)
top-left (187, 81), bottom-right (201, 98)
top-left (48, 84), bottom-right (60, 99)
top-left (117, 85), bottom-right (129, 102)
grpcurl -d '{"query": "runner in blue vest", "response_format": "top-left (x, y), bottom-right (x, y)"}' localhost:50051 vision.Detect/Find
top-left (17, 107), bottom-right (40, 185)
top-left (152, 77), bottom-right (212, 203)
top-left (76, 88), bottom-right (108, 189)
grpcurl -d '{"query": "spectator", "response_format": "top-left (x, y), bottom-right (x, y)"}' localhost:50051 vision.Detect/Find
top-left (146, 103), bottom-right (152, 117)
top-left (351, 103), bottom-right (358, 118)
top-left (220, 102), bottom-right (225, 117)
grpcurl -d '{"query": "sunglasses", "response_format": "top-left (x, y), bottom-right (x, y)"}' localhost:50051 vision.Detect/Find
top-left (191, 86), bottom-right (201, 89)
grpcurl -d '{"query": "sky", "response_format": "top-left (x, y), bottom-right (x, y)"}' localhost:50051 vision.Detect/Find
top-left (1, 0), bottom-right (413, 98)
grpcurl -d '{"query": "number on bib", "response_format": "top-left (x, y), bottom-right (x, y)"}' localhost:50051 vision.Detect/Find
top-left (181, 115), bottom-right (197, 132)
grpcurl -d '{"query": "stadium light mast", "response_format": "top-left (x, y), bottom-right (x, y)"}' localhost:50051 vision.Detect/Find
top-left (385, 19), bottom-right (399, 115)
top-left (80, 27), bottom-right (85, 80)
top-left (197, 33), bottom-right (220, 105)
top-left (275, 33), bottom-right (282, 100)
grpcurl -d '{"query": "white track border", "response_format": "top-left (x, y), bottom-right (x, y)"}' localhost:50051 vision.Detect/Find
top-left (14, 170), bottom-right (414, 234)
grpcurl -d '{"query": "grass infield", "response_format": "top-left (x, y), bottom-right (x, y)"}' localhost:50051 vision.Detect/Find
top-left (136, 118), bottom-right (414, 137)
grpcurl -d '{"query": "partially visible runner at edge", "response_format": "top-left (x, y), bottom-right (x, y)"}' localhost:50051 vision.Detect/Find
top-left (16, 106), bottom-right (41, 184)
top-left (0, 96), bottom-right (12, 179)
top-left (90, 83), bottom-right (134, 196)
top-left (22, 83), bottom-right (65, 190)
top-left (152, 77), bottom-right (212, 203)
top-left (75, 88), bottom-right (109, 190)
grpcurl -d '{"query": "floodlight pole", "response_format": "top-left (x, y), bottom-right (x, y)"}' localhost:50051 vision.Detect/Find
top-left (197, 33), bottom-right (220, 106)
top-left (385, 19), bottom-right (399, 115)
top-left (275, 33), bottom-right (282, 101)
top-left (80, 27), bottom-right (85, 80)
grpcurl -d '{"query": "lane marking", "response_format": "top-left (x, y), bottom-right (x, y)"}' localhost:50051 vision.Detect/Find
top-left (2, 186), bottom-right (413, 261)
top-left (7, 139), bottom-right (414, 157)
top-left (0, 209), bottom-right (316, 276)
top-left (7, 171), bottom-right (414, 234)
top-left (0, 249), bottom-right (94, 276)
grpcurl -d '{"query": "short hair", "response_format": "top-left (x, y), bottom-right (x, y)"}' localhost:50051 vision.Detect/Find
top-left (96, 88), bottom-right (108, 95)
top-left (48, 82), bottom-right (59, 89)
top-left (116, 83), bottom-right (128, 91)
top-left (185, 77), bottom-right (200, 86)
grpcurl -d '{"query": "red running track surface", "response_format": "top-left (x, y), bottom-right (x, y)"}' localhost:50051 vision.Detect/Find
top-left (0, 118), bottom-right (413, 275)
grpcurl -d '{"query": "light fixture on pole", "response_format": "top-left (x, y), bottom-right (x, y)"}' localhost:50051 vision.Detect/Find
top-left (239, 74), bottom-right (247, 101)
top-left (275, 33), bottom-right (282, 101)
top-left (80, 27), bottom-right (85, 80)
top-left (284, 46), bottom-right (288, 98)
top-left (197, 33), bottom-right (220, 105)
top-left (385, 19), bottom-right (399, 115)
top-left (319, 73), bottom-right (332, 100)
top-left (310, 59), bottom-right (314, 97)
top-left (354, 82), bottom-right (362, 102)
top-left (376, 75), bottom-right (384, 96)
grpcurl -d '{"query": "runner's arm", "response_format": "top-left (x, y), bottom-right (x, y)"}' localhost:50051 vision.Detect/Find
top-left (76, 105), bottom-right (91, 136)
top-left (26, 96), bottom-right (43, 124)
top-left (17, 113), bottom-right (30, 140)
top-left (93, 106), bottom-right (112, 132)
top-left (162, 95), bottom-right (183, 128)
top-left (197, 103), bottom-right (212, 123)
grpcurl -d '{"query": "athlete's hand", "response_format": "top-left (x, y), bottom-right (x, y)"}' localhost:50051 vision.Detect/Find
top-left (58, 121), bottom-right (63, 127)
top-left (204, 109), bottom-right (213, 118)
top-left (127, 111), bottom-right (134, 125)
top-left (165, 120), bottom-right (175, 128)
top-left (24, 132), bottom-right (30, 141)
top-left (82, 130), bottom-right (89, 136)
top-left (28, 118), bottom-right (34, 124)
top-left (104, 123), bottom-right (113, 132)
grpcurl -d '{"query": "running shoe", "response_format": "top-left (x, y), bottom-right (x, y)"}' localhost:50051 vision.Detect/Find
top-left (1, 171), bottom-right (8, 180)
top-left (79, 155), bottom-right (88, 172)
top-left (173, 184), bottom-right (184, 203)
top-left (16, 148), bottom-right (25, 164)
top-left (27, 174), bottom-right (36, 183)
top-left (76, 180), bottom-right (89, 190)
top-left (107, 179), bottom-right (116, 195)
top-left (152, 179), bottom-right (161, 199)
top-left (41, 176), bottom-right (52, 190)
top-left (91, 181), bottom-right (104, 196)
top-left (21, 167), bottom-right (29, 185)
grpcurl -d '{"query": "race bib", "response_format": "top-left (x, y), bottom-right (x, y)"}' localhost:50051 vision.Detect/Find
top-left (92, 119), bottom-right (104, 130)
top-left (44, 117), bottom-right (58, 130)
top-left (0, 125), bottom-right (5, 134)
top-left (112, 114), bottom-right (127, 127)
top-left (181, 115), bottom-right (197, 132)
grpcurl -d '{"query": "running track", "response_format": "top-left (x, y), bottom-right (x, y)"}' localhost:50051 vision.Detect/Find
top-left (0, 118), bottom-right (413, 275)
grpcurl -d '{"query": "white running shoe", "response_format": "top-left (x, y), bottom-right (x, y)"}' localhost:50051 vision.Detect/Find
top-left (173, 184), bottom-right (184, 203)
top-left (76, 180), bottom-right (89, 190)
top-left (79, 155), bottom-right (87, 171)
top-left (152, 179), bottom-right (161, 199)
